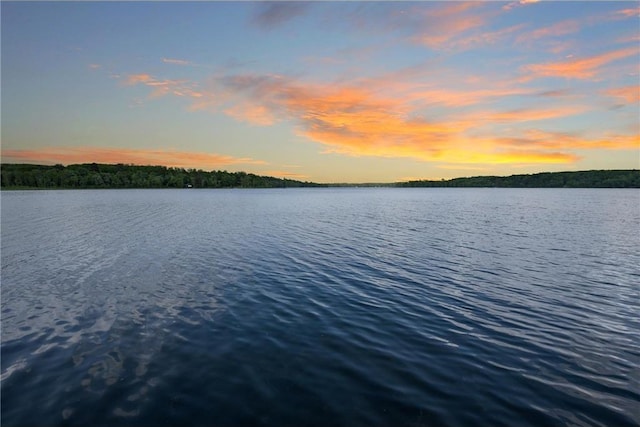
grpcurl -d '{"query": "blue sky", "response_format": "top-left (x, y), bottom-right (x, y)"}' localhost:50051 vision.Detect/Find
top-left (2, 1), bottom-right (638, 182)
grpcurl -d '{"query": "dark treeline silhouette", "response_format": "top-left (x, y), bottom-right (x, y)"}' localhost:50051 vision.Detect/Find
top-left (397, 170), bottom-right (640, 188)
top-left (2, 164), bottom-right (639, 189)
top-left (0, 163), bottom-right (325, 189)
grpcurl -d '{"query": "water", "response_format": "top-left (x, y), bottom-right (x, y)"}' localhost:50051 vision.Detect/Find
top-left (1, 188), bottom-right (639, 427)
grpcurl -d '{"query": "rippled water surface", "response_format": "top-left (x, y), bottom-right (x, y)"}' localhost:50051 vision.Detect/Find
top-left (2, 188), bottom-right (639, 426)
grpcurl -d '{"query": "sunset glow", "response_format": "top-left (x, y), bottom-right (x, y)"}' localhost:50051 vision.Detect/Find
top-left (2, 1), bottom-right (638, 182)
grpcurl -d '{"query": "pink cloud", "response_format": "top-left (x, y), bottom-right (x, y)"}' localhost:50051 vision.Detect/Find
top-left (613, 7), bottom-right (640, 18)
top-left (1, 147), bottom-right (267, 170)
top-left (617, 34), bottom-right (640, 44)
top-left (224, 103), bottom-right (277, 126)
top-left (603, 85), bottom-right (640, 104)
top-left (126, 74), bottom-right (153, 85)
top-left (415, 16), bottom-right (485, 48)
top-left (428, 1), bottom-right (481, 18)
top-left (516, 20), bottom-right (580, 44)
top-left (453, 24), bottom-right (525, 49)
top-left (503, 0), bottom-right (539, 11)
top-left (411, 2), bottom-right (489, 49)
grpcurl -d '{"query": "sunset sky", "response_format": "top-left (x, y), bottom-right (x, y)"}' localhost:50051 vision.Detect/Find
top-left (2, 1), bottom-right (639, 183)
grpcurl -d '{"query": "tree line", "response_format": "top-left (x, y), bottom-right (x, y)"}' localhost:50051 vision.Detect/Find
top-left (2, 164), bottom-right (638, 189)
top-left (0, 163), bottom-right (325, 189)
top-left (397, 170), bottom-right (640, 188)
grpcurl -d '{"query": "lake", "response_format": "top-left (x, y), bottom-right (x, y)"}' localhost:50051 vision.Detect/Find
top-left (1, 188), bottom-right (639, 426)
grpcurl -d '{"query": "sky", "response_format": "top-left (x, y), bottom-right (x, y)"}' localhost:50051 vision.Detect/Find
top-left (1, 1), bottom-right (639, 183)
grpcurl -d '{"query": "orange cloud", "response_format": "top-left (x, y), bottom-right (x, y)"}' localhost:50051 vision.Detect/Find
top-left (120, 69), bottom-right (617, 166)
top-left (197, 75), bottom-right (462, 161)
top-left (587, 134), bottom-right (640, 150)
top-left (523, 47), bottom-right (639, 80)
top-left (293, 103), bottom-right (584, 165)
top-left (1, 147), bottom-right (266, 170)
top-left (603, 85), bottom-right (640, 104)
top-left (207, 74), bottom-right (600, 165)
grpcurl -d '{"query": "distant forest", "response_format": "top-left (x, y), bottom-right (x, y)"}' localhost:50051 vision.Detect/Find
top-left (398, 170), bottom-right (640, 188)
top-left (0, 163), bottom-right (324, 189)
top-left (1, 164), bottom-right (639, 189)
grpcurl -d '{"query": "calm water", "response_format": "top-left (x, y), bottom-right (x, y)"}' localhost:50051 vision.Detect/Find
top-left (1, 188), bottom-right (639, 427)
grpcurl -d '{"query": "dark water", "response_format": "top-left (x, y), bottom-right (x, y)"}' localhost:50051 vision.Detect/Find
top-left (1, 188), bottom-right (639, 427)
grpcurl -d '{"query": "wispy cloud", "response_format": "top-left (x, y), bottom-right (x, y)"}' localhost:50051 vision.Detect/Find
top-left (537, 89), bottom-right (572, 98)
top-left (251, 2), bottom-right (309, 30)
top-left (460, 105), bottom-right (587, 124)
top-left (1, 147), bottom-right (267, 169)
top-left (408, 2), bottom-right (491, 49)
top-left (516, 20), bottom-right (580, 44)
top-left (224, 103), bottom-right (276, 126)
top-left (503, 0), bottom-right (539, 11)
top-left (406, 85), bottom-right (535, 108)
top-left (603, 85), bottom-right (640, 104)
top-left (403, 3), bottom-right (530, 50)
top-left (522, 47), bottom-right (639, 80)
top-left (513, 5), bottom-right (638, 51)
top-left (162, 58), bottom-right (192, 66)
top-left (613, 6), bottom-right (640, 18)
top-left (497, 129), bottom-right (639, 151)
top-left (415, 18), bottom-right (484, 49)
top-left (125, 73), bottom-right (203, 98)
top-left (617, 33), bottom-right (640, 45)
top-left (427, 1), bottom-right (481, 18)
top-left (453, 24), bottom-right (525, 49)
top-left (126, 73), bottom-right (153, 85)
